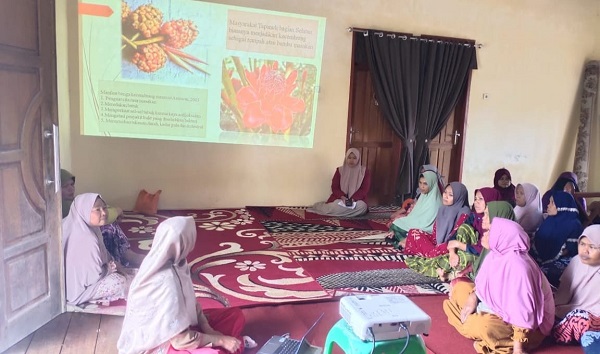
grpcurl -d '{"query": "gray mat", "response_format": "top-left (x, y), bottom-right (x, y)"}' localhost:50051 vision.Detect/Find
top-left (316, 268), bottom-right (441, 289)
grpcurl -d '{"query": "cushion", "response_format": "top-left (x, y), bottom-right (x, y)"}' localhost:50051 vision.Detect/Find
top-left (133, 189), bottom-right (162, 215)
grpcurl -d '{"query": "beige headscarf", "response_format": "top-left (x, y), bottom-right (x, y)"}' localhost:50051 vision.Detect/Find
top-left (62, 193), bottom-right (111, 304)
top-left (118, 216), bottom-right (198, 354)
top-left (339, 148), bottom-right (366, 198)
top-left (555, 225), bottom-right (600, 318)
top-left (514, 183), bottom-right (544, 234)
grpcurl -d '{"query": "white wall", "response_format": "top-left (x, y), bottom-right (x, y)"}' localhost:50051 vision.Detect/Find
top-left (56, 0), bottom-right (600, 209)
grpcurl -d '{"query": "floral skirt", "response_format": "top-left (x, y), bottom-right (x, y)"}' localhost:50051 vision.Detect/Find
top-left (553, 309), bottom-right (600, 345)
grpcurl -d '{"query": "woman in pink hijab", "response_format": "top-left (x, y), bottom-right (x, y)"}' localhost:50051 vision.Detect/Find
top-left (62, 193), bottom-right (128, 305)
top-left (443, 218), bottom-right (555, 354)
top-left (552, 225), bottom-right (600, 350)
top-left (309, 148), bottom-right (371, 217)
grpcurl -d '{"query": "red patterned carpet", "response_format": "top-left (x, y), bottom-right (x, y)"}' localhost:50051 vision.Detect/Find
top-left (118, 206), bottom-right (447, 311)
top-left (122, 208), bottom-right (330, 309)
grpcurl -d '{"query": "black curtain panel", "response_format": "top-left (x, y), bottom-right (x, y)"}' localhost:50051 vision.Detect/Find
top-left (361, 31), bottom-right (477, 200)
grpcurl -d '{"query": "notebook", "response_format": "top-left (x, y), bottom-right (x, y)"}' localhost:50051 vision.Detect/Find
top-left (255, 313), bottom-right (324, 354)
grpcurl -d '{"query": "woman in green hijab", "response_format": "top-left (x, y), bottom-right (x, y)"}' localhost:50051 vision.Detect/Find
top-left (386, 171), bottom-right (443, 248)
top-left (468, 201), bottom-right (516, 280)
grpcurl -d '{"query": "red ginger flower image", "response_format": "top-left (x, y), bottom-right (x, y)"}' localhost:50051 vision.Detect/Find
top-left (236, 62), bottom-right (306, 133)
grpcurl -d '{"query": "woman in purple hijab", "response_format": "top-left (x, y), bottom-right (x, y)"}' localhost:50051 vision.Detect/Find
top-left (493, 168), bottom-right (516, 207)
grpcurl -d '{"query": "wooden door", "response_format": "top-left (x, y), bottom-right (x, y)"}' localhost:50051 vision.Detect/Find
top-left (428, 75), bottom-right (471, 184)
top-left (347, 66), bottom-right (402, 206)
top-left (348, 36), bottom-right (470, 205)
top-left (0, 0), bottom-right (62, 351)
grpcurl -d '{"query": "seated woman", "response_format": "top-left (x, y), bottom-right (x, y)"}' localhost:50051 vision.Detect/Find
top-left (514, 182), bottom-right (544, 236)
top-left (385, 171), bottom-right (442, 248)
top-left (309, 148), bottom-right (371, 217)
top-left (61, 169), bottom-right (76, 218)
top-left (532, 191), bottom-right (583, 286)
top-left (534, 191), bottom-right (583, 261)
top-left (552, 225), bottom-right (600, 353)
top-left (401, 182), bottom-right (470, 257)
top-left (404, 187), bottom-right (502, 280)
top-left (63, 193), bottom-right (129, 306)
top-left (459, 201), bottom-right (516, 285)
top-left (118, 216), bottom-right (251, 354)
top-left (443, 218), bottom-right (555, 354)
top-left (389, 164), bottom-right (445, 220)
top-left (542, 171), bottom-right (588, 223)
top-left (492, 168), bottom-right (516, 207)
top-left (61, 168), bottom-right (144, 267)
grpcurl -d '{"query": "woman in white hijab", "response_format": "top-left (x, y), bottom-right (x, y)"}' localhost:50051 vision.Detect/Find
top-left (62, 193), bottom-right (128, 305)
top-left (118, 216), bottom-right (248, 354)
top-left (309, 148), bottom-right (371, 217)
top-left (513, 183), bottom-right (544, 236)
top-left (552, 225), bottom-right (600, 351)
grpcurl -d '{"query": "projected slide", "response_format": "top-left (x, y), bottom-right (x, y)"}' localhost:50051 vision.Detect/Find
top-left (79, 0), bottom-right (326, 147)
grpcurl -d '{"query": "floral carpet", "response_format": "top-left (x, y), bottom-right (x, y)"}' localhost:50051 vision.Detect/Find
top-left (246, 205), bottom-right (396, 221)
top-left (119, 206), bottom-right (448, 312)
top-left (122, 208), bottom-right (331, 309)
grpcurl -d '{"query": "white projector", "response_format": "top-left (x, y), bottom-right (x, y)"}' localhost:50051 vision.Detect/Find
top-left (339, 294), bottom-right (431, 341)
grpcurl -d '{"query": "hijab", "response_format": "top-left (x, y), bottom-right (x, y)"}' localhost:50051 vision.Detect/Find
top-left (542, 171), bottom-right (587, 217)
top-left (514, 183), bottom-right (544, 234)
top-left (475, 218), bottom-right (555, 334)
top-left (471, 201), bottom-right (516, 276)
top-left (416, 164), bottom-right (445, 196)
top-left (61, 169), bottom-right (76, 218)
top-left (471, 187), bottom-right (502, 238)
top-left (339, 148), bottom-right (366, 198)
top-left (435, 182), bottom-right (471, 244)
top-left (118, 216), bottom-right (198, 354)
top-left (534, 191), bottom-right (583, 262)
top-left (555, 225), bottom-right (600, 318)
top-left (392, 171), bottom-right (442, 233)
top-left (493, 168), bottom-right (516, 205)
top-left (62, 193), bottom-right (111, 304)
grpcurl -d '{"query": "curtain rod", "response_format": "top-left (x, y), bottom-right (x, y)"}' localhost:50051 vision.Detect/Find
top-left (346, 27), bottom-right (483, 48)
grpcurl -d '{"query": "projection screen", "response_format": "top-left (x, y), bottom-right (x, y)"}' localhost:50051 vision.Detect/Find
top-left (79, 0), bottom-right (326, 148)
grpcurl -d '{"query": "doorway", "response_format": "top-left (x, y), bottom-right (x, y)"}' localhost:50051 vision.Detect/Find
top-left (347, 34), bottom-right (471, 205)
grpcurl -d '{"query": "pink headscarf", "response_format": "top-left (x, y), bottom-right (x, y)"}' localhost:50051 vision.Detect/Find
top-left (514, 183), bottom-right (544, 234)
top-left (475, 218), bottom-right (555, 334)
top-left (62, 193), bottom-right (111, 305)
top-left (555, 225), bottom-right (600, 318)
top-left (339, 148), bottom-right (366, 198)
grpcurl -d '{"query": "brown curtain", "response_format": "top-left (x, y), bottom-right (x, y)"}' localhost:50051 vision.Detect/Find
top-left (359, 31), bottom-right (477, 199)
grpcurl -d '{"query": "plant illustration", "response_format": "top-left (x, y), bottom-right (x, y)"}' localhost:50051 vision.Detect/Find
top-left (121, 1), bottom-right (207, 74)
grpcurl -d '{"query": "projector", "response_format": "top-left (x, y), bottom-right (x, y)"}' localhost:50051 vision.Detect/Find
top-left (339, 294), bottom-right (431, 341)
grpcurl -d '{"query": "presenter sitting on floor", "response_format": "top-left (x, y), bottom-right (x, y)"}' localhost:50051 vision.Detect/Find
top-left (309, 148), bottom-right (371, 217)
